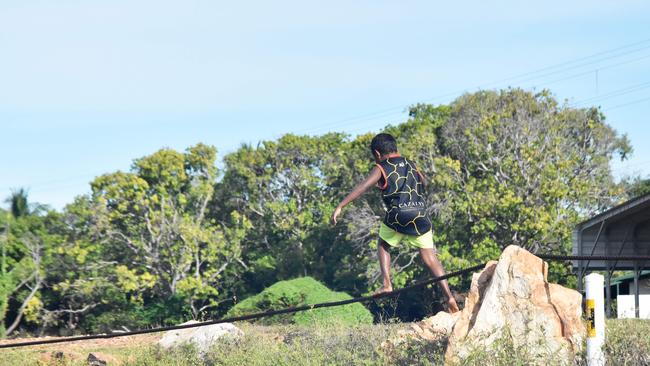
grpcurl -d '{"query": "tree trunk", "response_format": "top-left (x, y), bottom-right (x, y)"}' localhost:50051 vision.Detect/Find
top-left (6, 278), bottom-right (40, 335)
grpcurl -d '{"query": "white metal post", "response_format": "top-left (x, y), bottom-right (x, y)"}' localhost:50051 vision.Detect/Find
top-left (585, 273), bottom-right (605, 366)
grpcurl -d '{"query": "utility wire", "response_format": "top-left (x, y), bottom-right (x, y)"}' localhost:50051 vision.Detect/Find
top-left (331, 52), bottom-right (650, 138)
top-left (6, 40), bottom-right (650, 195)
top-left (570, 80), bottom-right (650, 107)
top-left (294, 39), bottom-right (650, 136)
top-left (534, 53), bottom-right (650, 91)
top-left (606, 95), bottom-right (650, 111)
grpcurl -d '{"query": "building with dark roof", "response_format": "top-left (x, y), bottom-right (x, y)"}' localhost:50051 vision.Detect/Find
top-left (573, 192), bottom-right (650, 318)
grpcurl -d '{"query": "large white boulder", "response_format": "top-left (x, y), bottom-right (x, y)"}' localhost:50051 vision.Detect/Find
top-left (158, 321), bottom-right (243, 354)
top-left (445, 245), bottom-right (585, 364)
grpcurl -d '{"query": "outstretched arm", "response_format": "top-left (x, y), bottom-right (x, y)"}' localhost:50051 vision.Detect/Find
top-left (331, 166), bottom-right (382, 225)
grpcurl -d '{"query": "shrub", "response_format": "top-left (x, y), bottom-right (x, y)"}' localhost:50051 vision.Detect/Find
top-left (604, 319), bottom-right (650, 365)
top-left (227, 277), bottom-right (373, 326)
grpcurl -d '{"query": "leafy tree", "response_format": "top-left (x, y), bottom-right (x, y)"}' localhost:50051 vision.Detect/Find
top-left (37, 198), bottom-right (128, 332)
top-left (0, 192), bottom-right (51, 336)
top-left (439, 90), bottom-right (629, 271)
top-left (218, 91), bottom-right (632, 321)
top-left (87, 144), bottom-right (247, 319)
top-left (0, 210), bottom-right (10, 336)
top-left (33, 144), bottom-right (249, 333)
top-left (6, 189), bottom-right (29, 218)
top-left (5, 188), bottom-right (48, 218)
top-left (2, 88), bottom-right (639, 333)
top-left (622, 176), bottom-right (650, 198)
top-left (217, 134), bottom-right (369, 294)
top-left (361, 90), bottom-right (629, 288)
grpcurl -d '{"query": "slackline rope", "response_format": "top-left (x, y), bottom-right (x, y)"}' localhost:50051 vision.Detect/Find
top-left (0, 264), bottom-right (486, 349)
top-left (2, 253), bottom-right (649, 349)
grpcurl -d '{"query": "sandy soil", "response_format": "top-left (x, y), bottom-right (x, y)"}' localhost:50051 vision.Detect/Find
top-left (0, 332), bottom-right (161, 350)
top-left (1, 333), bottom-right (163, 365)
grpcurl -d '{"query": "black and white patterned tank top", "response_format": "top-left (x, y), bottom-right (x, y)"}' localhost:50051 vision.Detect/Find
top-left (376, 156), bottom-right (432, 236)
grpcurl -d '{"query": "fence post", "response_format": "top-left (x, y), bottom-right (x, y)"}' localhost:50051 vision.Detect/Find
top-left (585, 273), bottom-right (605, 366)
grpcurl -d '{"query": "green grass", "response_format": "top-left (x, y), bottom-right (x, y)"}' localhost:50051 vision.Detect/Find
top-left (603, 319), bottom-right (650, 365)
top-left (1, 319), bottom-right (649, 365)
top-left (125, 323), bottom-right (445, 366)
top-left (226, 277), bottom-right (374, 326)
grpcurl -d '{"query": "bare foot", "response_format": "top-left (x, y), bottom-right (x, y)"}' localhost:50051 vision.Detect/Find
top-left (447, 297), bottom-right (459, 313)
top-left (373, 286), bottom-right (393, 296)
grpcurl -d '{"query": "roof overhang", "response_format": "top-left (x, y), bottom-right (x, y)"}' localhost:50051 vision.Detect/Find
top-left (577, 192), bottom-right (650, 231)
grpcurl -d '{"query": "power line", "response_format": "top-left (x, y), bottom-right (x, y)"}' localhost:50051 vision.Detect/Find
top-left (419, 41), bottom-right (650, 105)
top-left (605, 95), bottom-right (650, 111)
top-left (570, 80), bottom-right (650, 107)
top-left (294, 39), bottom-right (650, 136)
top-left (8, 40), bottom-right (650, 195)
top-left (496, 45), bottom-right (650, 87)
top-left (533, 53), bottom-right (650, 91)
top-left (315, 52), bottom-right (650, 137)
top-left (483, 38), bottom-right (650, 83)
top-left (292, 109), bottom-right (406, 136)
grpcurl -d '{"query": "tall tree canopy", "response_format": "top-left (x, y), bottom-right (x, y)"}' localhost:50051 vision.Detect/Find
top-left (385, 90), bottom-right (631, 286)
top-left (87, 144), bottom-right (248, 319)
top-left (1, 88), bottom-right (636, 334)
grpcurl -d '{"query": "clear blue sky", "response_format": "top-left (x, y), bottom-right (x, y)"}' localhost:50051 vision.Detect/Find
top-left (1, 0), bottom-right (649, 210)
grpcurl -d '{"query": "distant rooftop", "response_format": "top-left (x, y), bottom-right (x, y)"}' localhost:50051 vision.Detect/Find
top-left (611, 270), bottom-right (650, 286)
top-left (577, 192), bottom-right (650, 230)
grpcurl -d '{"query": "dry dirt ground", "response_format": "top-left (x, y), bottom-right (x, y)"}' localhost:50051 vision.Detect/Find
top-left (0, 333), bottom-right (162, 365)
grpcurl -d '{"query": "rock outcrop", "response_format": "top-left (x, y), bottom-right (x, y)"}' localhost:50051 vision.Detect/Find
top-left (158, 321), bottom-right (243, 354)
top-left (445, 245), bottom-right (585, 363)
top-left (385, 311), bottom-right (461, 349)
top-left (385, 245), bottom-right (585, 364)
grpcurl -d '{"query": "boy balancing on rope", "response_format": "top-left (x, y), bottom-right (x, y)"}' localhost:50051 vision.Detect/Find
top-left (331, 133), bottom-right (459, 313)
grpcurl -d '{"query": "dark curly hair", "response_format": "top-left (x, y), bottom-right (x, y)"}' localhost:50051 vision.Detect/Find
top-left (370, 133), bottom-right (398, 155)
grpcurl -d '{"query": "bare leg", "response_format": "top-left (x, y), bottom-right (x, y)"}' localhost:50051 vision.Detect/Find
top-left (374, 239), bottom-right (393, 295)
top-left (419, 248), bottom-right (459, 313)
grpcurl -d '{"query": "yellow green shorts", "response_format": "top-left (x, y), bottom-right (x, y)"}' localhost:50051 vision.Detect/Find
top-left (379, 222), bottom-right (436, 250)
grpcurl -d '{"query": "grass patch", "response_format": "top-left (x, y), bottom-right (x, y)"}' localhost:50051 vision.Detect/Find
top-left (604, 318), bottom-right (650, 365)
top-left (226, 277), bottom-right (374, 326)
top-left (207, 323), bottom-right (394, 366)
top-left (1, 319), bottom-right (649, 365)
top-left (448, 328), bottom-right (584, 366)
